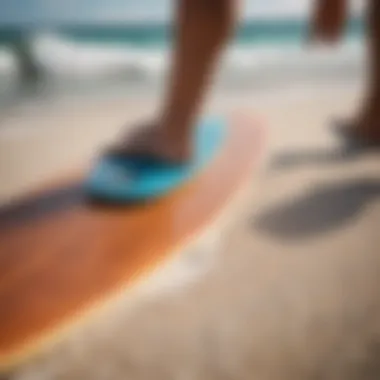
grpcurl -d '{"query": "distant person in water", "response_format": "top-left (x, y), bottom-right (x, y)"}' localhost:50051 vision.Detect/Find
top-left (111, 0), bottom-right (379, 163)
top-left (13, 33), bottom-right (40, 83)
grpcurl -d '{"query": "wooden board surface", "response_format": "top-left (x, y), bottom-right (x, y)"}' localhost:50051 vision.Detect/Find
top-left (0, 116), bottom-right (265, 371)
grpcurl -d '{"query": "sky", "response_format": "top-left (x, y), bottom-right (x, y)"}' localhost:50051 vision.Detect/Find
top-left (0, 0), bottom-right (363, 25)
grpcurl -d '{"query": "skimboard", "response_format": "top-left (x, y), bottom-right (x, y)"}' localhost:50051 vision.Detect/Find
top-left (0, 115), bottom-right (265, 373)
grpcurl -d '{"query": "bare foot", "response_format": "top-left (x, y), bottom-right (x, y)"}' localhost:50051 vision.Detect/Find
top-left (108, 122), bottom-right (193, 163)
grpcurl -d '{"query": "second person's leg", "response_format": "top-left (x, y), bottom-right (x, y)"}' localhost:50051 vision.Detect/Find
top-left (352, 0), bottom-right (380, 143)
top-left (309, 0), bottom-right (348, 43)
top-left (310, 0), bottom-right (380, 144)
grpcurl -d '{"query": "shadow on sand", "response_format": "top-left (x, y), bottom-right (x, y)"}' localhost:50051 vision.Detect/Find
top-left (252, 179), bottom-right (380, 241)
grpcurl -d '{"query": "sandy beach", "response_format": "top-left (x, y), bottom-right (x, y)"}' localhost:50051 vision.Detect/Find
top-left (1, 80), bottom-right (380, 379)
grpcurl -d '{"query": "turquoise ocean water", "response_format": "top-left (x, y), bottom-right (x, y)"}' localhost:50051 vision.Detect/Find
top-left (0, 17), bottom-right (364, 46)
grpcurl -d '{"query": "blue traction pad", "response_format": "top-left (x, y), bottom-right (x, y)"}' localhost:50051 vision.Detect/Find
top-left (85, 117), bottom-right (227, 202)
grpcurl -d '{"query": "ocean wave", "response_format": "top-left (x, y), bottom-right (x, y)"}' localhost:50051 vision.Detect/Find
top-left (30, 33), bottom-right (168, 78)
top-left (0, 32), bottom-right (364, 86)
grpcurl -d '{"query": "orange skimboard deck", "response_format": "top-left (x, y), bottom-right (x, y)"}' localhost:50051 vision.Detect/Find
top-left (0, 116), bottom-right (265, 371)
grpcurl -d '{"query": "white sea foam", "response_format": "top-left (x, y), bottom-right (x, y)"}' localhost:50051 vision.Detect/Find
top-left (0, 32), bottom-right (364, 100)
top-left (29, 33), bottom-right (168, 78)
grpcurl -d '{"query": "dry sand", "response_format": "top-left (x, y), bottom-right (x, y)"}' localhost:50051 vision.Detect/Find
top-left (1, 83), bottom-right (380, 380)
